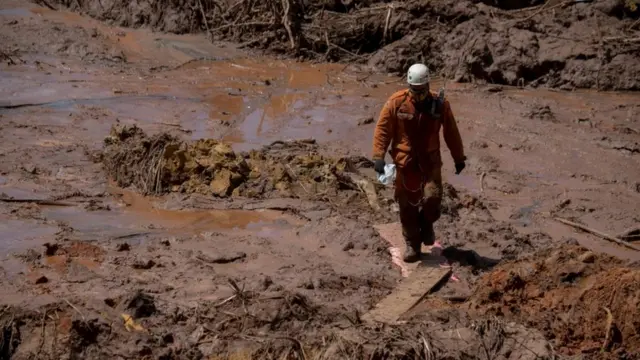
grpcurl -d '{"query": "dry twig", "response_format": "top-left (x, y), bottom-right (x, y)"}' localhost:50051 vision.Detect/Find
top-left (63, 298), bottom-right (86, 321)
top-left (281, 0), bottom-right (296, 49)
top-left (602, 306), bottom-right (614, 352)
top-left (196, 0), bottom-right (211, 38)
top-left (516, 0), bottom-right (572, 23)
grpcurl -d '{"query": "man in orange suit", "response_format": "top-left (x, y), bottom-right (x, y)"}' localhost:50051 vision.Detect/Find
top-left (372, 63), bottom-right (466, 263)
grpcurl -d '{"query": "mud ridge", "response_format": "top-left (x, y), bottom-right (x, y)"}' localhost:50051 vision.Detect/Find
top-left (102, 124), bottom-right (389, 216)
top-left (47, 0), bottom-right (640, 90)
top-left (466, 244), bottom-right (640, 358)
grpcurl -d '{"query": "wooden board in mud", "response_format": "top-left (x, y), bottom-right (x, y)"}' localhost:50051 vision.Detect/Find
top-left (374, 222), bottom-right (448, 277)
top-left (361, 265), bottom-right (451, 324)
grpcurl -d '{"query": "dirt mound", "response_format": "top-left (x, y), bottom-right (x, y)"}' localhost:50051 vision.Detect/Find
top-left (466, 244), bottom-right (640, 357)
top-left (47, 0), bottom-right (640, 90)
top-left (102, 124), bottom-right (385, 211)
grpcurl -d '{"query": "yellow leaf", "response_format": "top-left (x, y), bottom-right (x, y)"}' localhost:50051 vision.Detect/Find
top-left (121, 313), bottom-right (145, 332)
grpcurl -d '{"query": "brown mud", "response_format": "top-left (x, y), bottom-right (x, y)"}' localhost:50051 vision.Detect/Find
top-left (47, 0), bottom-right (640, 90)
top-left (1, 0), bottom-right (640, 359)
top-left (466, 245), bottom-right (640, 357)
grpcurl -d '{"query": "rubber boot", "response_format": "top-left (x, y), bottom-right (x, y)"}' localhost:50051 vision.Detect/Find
top-left (403, 238), bottom-right (422, 263)
top-left (422, 221), bottom-right (436, 246)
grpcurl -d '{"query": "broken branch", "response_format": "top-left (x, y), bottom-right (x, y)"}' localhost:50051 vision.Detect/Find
top-left (281, 0), bottom-right (296, 49)
top-left (553, 217), bottom-right (640, 251)
top-left (383, 5), bottom-right (393, 44)
top-left (602, 306), bottom-right (614, 352)
top-left (196, 0), bottom-right (211, 38)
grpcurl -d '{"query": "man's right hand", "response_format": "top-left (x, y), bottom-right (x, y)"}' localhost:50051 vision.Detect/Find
top-left (374, 159), bottom-right (386, 174)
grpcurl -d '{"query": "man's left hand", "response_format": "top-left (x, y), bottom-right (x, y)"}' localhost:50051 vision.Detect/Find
top-left (455, 162), bottom-right (466, 174)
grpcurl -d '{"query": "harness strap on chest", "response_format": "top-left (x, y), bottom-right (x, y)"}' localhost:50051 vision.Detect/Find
top-left (394, 89), bottom-right (445, 120)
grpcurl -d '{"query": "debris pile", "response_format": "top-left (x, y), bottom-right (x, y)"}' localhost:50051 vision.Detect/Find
top-left (51, 0), bottom-right (640, 90)
top-left (102, 124), bottom-right (381, 207)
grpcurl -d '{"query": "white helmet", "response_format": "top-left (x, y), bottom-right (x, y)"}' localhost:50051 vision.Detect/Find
top-left (407, 63), bottom-right (430, 86)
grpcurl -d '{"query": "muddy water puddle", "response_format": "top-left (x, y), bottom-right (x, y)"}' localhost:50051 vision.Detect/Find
top-left (112, 188), bottom-right (303, 233)
top-left (35, 190), bottom-right (303, 245)
top-left (0, 216), bottom-right (60, 254)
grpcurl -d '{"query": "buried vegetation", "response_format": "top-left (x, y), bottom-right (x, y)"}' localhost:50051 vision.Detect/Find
top-left (102, 124), bottom-right (386, 214)
top-left (2, 0), bottom-right (640, 359)
top-left (47, 0), bottom-right (640, 90)
top-left (2, 244), bottom-right (640, 359)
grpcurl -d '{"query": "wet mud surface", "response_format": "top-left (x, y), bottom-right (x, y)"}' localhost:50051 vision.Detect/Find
top-left (45, 0), bottom-right (640, 91)
top-left (2, 1), bottom-right (640, 359)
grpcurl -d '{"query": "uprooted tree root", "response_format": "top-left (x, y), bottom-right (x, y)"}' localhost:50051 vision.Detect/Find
top-left (102, 124), bottom-right (383, 209)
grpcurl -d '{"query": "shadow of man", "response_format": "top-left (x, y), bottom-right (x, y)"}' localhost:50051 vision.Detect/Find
top-left (440, 246), bottom-right (501, 271)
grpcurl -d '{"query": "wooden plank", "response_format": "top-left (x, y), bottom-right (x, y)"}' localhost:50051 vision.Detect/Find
top-left (361, 265), bottom-right (452, 324)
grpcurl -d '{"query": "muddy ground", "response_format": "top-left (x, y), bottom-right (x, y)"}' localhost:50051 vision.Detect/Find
top-left (1, 0), bottom-right (640, 359)
top-left (45, 0), bottom-right (640, 91)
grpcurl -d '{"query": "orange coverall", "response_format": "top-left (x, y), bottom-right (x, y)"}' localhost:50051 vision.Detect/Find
top-left (372, 89), bottom-right (465, 246)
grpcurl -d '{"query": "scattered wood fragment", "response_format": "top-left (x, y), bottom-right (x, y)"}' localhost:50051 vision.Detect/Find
top-left (602, 306), bottom-right (614, 352)
top-left (383, 5), bottom-right (393, 44)
top-left (196, 0), bottom-right (211, 38)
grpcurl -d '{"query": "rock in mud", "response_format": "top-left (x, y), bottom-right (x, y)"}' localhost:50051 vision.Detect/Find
top-left (84, 199), bottom-right (111, 211)
top-left (524, 105), bottom-right (557, 122)
top-left (125, 291), bottom-right (156, 318)
top-left (342, 241), bottom-right (355, 251)
top-left (357, 117), bottom-right (374, 126)
top-left (69, 319), bottom-right (107, 358)
top-left (578, 251), bottom-right (596, 263)
top-left (132, 259), bottom-right (156, 269)
top-left (44, 242), bottom-right (59, 256)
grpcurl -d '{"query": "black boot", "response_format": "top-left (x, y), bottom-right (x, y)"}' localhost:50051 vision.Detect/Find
top-left (422, 221), bottom-right (435, 246)
top-left (403, 238), bottom-right (422, 263)
top-left (418, 208), bottom-right (436, 246)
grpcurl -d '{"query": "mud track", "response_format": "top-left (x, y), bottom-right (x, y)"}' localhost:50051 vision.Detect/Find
top-left (2, 0), bottom-right (640, 359)
top-left (47, 0), bottom-right (640, 90)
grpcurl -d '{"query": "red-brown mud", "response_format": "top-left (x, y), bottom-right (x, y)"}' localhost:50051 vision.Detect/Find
top-left (46, 0), bottom-right (640, 90)
top-left (466, 245), bottom-right (640, 358)
top-left (1, 0), bottom-right (640, 359)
